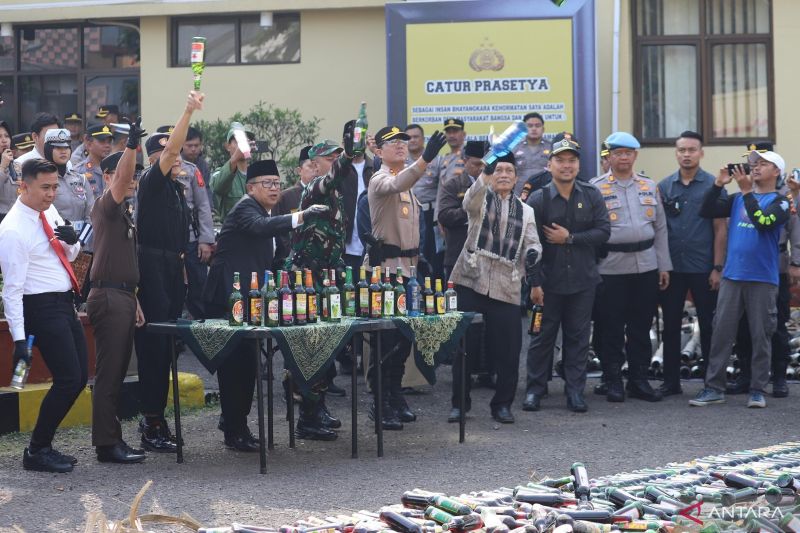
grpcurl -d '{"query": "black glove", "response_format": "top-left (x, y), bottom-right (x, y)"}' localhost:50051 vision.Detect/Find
top-left (54, 220), bottom-right (78, 245)
top-left (301, 204), bottom-right (330, 220)
top-left (12, 340), bottom-right (30, 373)
top-left (422, 130), bottom-right (447, 163)
top-left (342, 120), bottom-right (356, 158)
top-left (125, 116), bottom-right (147, 150)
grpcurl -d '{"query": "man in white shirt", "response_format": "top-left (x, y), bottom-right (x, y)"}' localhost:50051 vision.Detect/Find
top-left (0, 158), bottom-right (87, 473)
top-left (16, 113), bottom-right (60, 166)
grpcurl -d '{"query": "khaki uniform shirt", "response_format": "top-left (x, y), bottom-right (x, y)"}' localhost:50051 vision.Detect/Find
top-left (74, 158), bottom-right (105, 197)
top-left (365, 162), bottom-right (426, 274)
top-left (513, 139), bottom-right (552, 195)
top-left (590, 171), bottom-right (672, 275)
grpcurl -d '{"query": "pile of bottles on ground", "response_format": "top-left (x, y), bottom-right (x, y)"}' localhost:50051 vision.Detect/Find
top-left (198, 441), bottom-right (800, 533)
top-left (227, 265), bottom-right (460, 328)
top-left (644, 307), bottom-right (800, 383)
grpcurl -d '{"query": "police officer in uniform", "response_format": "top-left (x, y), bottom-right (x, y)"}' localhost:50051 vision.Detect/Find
top-left (65, 113), bottom-right (83, 152)
top-left (590, 132), bottom-right (672, 403)
top-left (74, 125), bottom-right (115, 197)
top-left (46, 128), bottom-right (95, 234)
top-left (12, 133), bottom-right (35, 158)
top-left (135, 90), bottom-right (204, 452)
top-left (366, 125), bottom-right (446, 430)
top-left (513, 112), bottom-right (552, 195)
top-left (87, 118), bottom-right (148, 464)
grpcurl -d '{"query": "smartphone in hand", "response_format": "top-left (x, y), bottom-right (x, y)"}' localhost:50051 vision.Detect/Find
top-left (727, 163), bottom-right (751, 176)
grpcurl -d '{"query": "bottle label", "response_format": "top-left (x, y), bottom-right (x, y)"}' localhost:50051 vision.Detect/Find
top-left (448, 295), bottom-right (458, 312)
top-left (295, 294), bottom-right (307, 321)
top-left (353, 129), bottom-right (362, 144)
top-left (425, 295), bottom-right (435, 314)
top-left (436, 295), bottom-right (445, 314)
top-left (329, 294), bottom-right (341, 319)
top-left (396, 293), bottom-right (407, 316)
top-left (345, 290), bottom-right (356, 316)
top-left (409, 286), bottom-right (420, 311)
top-left (308, 295), bottom-right (317, 322)
top-left (383, 290), bottom-right (395, 316)
top-left (268, 300), bottom-right (279, 323)
top-left (359, 288), bottom-right (369, 310)
top-left (281, 295), bottom-right (293, 322)
top-left (250, 299), bottom-right (262, 325)
top-left (231, 300), bottom-right (244, 324)
top-left (371, 292), bottom-right (382, 317)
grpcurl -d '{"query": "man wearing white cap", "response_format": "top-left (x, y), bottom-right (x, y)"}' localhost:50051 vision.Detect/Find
top-left (691, 150), bottom-right (790, 408)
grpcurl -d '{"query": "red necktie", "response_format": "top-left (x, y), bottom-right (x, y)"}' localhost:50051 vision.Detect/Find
top-left (39, 211), bottom-right (81, 293)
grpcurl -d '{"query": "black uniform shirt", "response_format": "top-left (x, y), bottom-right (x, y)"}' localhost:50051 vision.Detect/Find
top-left (136, 161), bottom-right (190, 253)
top-left (527, 180), bottom-right (610, 295)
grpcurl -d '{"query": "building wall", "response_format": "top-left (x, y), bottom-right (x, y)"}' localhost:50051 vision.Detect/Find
top-left (139, 8), bottom-right (387, 146)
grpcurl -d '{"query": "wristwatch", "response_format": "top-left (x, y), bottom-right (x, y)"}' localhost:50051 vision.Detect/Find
top-left (713, 264), bottom-right (723, 272)
top-left (565, 233), bottom-right (574, 245)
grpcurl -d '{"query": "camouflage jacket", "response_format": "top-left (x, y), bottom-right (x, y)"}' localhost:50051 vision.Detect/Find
top-left (285, 156), bottom-right (351, 272)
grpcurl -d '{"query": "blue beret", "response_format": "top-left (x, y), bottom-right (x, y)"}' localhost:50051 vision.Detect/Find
top-left (605, 132), bottom-right (640, 150)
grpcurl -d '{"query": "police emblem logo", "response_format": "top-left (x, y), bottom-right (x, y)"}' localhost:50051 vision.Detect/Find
top-left (560, 139), bottom-right (570, 147)
top-left (468, 40), bottom-right (505, 72)
top-left (402, 206), bottom-right (409, 216)
top-left (158, 137), bottom-right (168, 147)
top-left (609, 212), bottom-right (618, 221)
top-left (102, 126), bottom-right (111, 134)
top-left (578, 202), bottom-right (583, 209)
top-left (749, 144), bottom-right (757, 151)
top-left (646, 207), bottom-right (654, 217)
top-left (57, 130), bottom-right (69, 141)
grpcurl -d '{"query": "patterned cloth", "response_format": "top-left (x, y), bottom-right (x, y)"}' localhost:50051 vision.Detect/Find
top-left (269, 317), bottom-right (358, 392)
top-left (391, 312), bottom-right (475, 385)
top-left (175, 318), bottom-right (257, 373)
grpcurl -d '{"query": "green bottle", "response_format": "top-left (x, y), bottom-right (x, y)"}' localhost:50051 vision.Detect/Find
top-left (353, 101), bottom-right (368, 154)
top-left (190, 36), bottom-right (206, 90)
top-left (320, 270), bottom-right (330, 322)
top-left (382, 267), bottom-right (395, 317)
top-left (343, 266), bottom-right (356, 317)
top-left (395, 267), bottom-right (407, 316)
top-left (228, 272), bottom-right (244, 326)
top-left (264, 272), bottom-right (279, 327)
top-left (357, 265), bottom-right (370, 317)
top-left (328, 268), bottom-right (341, 322)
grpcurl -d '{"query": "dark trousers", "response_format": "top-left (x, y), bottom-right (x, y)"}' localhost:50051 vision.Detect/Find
top-left (526, 287), bottom-right (595, 396)
top-left (598, 270), bottom-right (659, 382)
top-left (135, 255), bottom-right (186, 416)
top-left (735, 272), bottom-right (790, 379)
top-left (23, 292), bottom-right (89, 448)
top-left (206, 302), bottom-right (257, 436)
top-left (659, 272), bottom-right (717, 387)
top-left (452, 286), bottom-right (522, 409)
top-left (421, 208), bottom-right (444, 281)
top-left (367, 273), bottom-right (411, 394)
top-left (87, 288), bottom-right (136, 446)
top-left (184, 240), bottom-right (208, 320)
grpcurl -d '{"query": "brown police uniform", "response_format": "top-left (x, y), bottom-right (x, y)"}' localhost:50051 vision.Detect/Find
top-left (86, 186), bottom-right (139, 447)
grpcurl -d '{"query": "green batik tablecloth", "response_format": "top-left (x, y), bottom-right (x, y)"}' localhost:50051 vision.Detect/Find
top-left (175, 318), bottom-right (257, 373)
top-left (391, 311), bottom-right (476, 385)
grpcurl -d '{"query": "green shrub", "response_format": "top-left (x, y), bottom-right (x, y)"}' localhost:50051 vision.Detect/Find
top-left (193, 102), bottom-right (321, 186)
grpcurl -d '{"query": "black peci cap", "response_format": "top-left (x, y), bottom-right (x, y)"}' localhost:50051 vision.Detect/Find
top-left (247, 159), bottom-right (280, 181)
top-left (464, 140), bottom-right (487, 159)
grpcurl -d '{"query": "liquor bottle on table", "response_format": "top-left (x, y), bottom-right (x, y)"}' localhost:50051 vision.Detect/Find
top-left (423, 276), bottom-right (435, 316)
top-left (264, 271), bottom-right (279, 327)
top-left (407, 266), bottom-right (421, 317)
top-left (382, 267), bottom-right (395, 317)
top-left (395, 267), bottom-right (407, 316)
top-left (327, 268), bottom-right (342, 322)
top-left (248, 272), bottom-right (262, 326)
top-left (305, 269), bottom-right (317, 324)
top-left (293, 270), bottom-right (307, 326)
top-left (434, 279), bottom-right (445, 315)
top-left (343, 266), bottom-right (356, 317)
top-left (279, 270), bottom-right (294, 327)
top-left (320, 269), bottom-right (330, 322)
top-left (369, 266), bottom-right (383, 319)
top-left (229, 272), bottom-right (244, 326)
top-left (357, 266), bottom-right (370, 317)
top-left (445, 280), bottom-right (458, 313)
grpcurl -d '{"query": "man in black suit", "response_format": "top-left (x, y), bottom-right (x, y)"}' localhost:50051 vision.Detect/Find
top-left (202, 159), bottom-right (327, 451)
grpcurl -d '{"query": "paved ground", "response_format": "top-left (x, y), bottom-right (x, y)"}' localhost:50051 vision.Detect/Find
top-left (1, 318), bottom-right (798, 532)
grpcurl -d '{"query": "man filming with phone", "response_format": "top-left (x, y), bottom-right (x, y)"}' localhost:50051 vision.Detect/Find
top-left (691, 150), bottom-right (790, 409)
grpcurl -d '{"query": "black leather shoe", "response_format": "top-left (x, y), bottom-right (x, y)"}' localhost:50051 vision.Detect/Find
top-left (657, 382), bottom-right (683, 397)
top-left (626, 380), bottom-right (663, 402)
top-left (51, 448), bottom-right (78, 465)
top-left (447, 407), bottom-right (467, 423)
top-left (594, 381), bottom-right (609, 395)
top-left (606, 380), bottom-right (625, 402)
top-left (224, 432), bottom-right (260, 452)
top-left (368, 400), bottom-right (404, 430)
top-left (326, 382), bottom-right (346, 397)
top-left (566, 392), bottom-right (588, 413)
top-left (296, 419), bottom-right (338, 441)
top-left (491, 405), bottom-right (515, 424)
top-left (389, 394), bottom-right (417, 422)
top-left (317, 403), bottom-right (342, 429)
top-left (522, 392), bottom-right (542, 412)
top-left (139, 419), bottom-right (178, 453)
top-left (97, 443), bottom-right (146, 463)
top-left (725, 377), bottom-right (750, 395)
top-left (23, 447), bottom-right (73, 473)
top-left (773, 378), bottom-right (789, 398)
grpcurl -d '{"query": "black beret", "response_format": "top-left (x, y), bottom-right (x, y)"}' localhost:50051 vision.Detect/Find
top-left (247, 159), bottom-right (280, 181)
top-left (145, 133), bottom-right (170, 156)
top-left (157, 125), bottom-right (175, 134)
